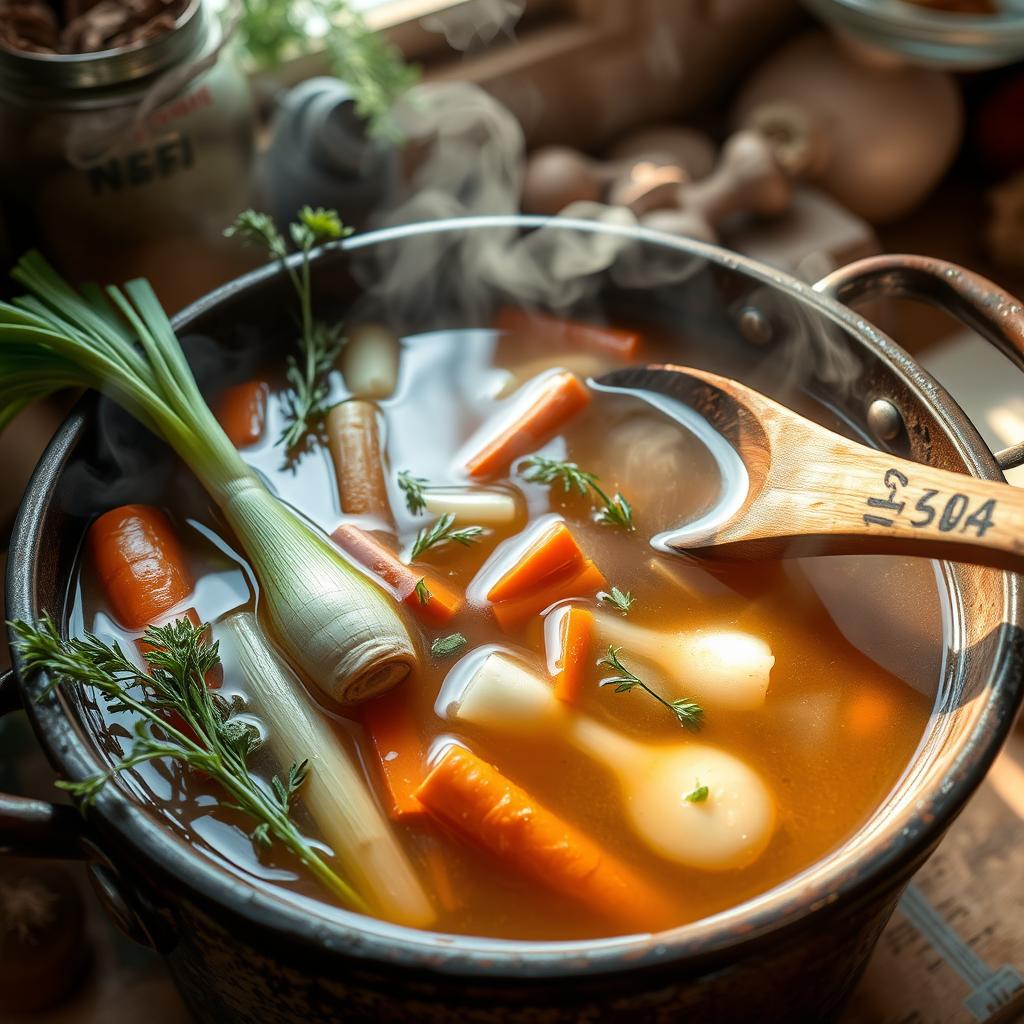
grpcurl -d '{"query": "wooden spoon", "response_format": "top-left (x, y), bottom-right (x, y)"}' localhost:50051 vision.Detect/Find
top-left (596, 364), bottom-right (1024, 569)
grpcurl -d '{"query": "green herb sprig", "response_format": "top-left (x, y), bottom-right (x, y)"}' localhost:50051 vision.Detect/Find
top-left (398, 470), bottom-right (429, 516)
top-left (410, 513), bottom-right (483, 560)
top-left (598, 586), bottom-right (634, 616)
top-left (235, 0), bottom-right (417, 137)
top-left (520, 456), bottom-right (634, 530)
top-left (10, 614), bottom-right (365, 911)
top-left (598, 645), bottom-right (704, 731)
top-left (685, 781), bottom-right (709, 803)
top-left (414, 577), bottom-right (431, 605)
top-left (226, 207), bottom-right (351, 461)
top-left (430, 633), bottom-right (467, 658)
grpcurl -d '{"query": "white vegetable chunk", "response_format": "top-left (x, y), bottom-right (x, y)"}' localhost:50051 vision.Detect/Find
top-left (423, 488), bottom-right (519, 526)
top-left (453, 652), bottom-right (776, 870)
top-left (341, 323), bottom-right (401, 399)
top-left (593, 612), bottom-right (774, 711)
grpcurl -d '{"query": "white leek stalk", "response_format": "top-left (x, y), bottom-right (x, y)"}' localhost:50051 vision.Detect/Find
top-left (593, 612), bottom-right (774, 711)
top-left (340, 323), bottom-right (400, 399)
top-left (221, 612), bottom-right (434, 927)
top-left (453, 653), bottom-right (776, 870)
top-left (0, 254), bottom-right (416, 706)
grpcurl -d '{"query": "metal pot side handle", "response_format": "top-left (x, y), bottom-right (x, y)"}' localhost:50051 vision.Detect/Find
top-left (814, 254), bottom-right (1024, 472)
top-left (0, 667), bottom-right (86, 859)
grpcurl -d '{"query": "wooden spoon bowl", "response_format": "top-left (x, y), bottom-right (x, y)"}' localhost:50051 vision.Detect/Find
top-left (596, 364), bottom-right (1024, 569)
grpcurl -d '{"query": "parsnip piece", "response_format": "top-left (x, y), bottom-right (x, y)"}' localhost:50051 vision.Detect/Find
top-left (453, 652), bottom-right (776, 871)
top-left (423, 488), bottom-right (518, 526)
top-left (341, 324), bottom-right (400, 399)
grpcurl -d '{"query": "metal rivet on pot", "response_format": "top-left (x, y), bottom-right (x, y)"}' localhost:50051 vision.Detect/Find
top-left (867, 398), bottom-right (904, 443)
top-left (737, 306), bottom-right (773, 347)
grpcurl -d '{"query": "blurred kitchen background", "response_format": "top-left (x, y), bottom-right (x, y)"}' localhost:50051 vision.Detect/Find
top-left (2, 0), bottom-right (1024, 1021)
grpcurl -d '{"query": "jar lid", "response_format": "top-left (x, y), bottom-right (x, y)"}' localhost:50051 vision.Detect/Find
top-left (0, 0), bottom-right (206, 96)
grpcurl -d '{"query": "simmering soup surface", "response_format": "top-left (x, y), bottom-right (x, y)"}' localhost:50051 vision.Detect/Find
top-left (71, 316), bottom-right (935, 940)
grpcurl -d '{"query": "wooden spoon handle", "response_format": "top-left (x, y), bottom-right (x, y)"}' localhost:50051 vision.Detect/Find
top-left (706, 432), bottom-right (1024, 569)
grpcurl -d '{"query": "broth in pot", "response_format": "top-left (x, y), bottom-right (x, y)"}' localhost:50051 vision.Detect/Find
top-left (68, 308), bottom-right (936, 940)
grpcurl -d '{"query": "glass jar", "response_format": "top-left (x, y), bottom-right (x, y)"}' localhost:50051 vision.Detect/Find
top-left (0, 0), bottom-right (256, 309)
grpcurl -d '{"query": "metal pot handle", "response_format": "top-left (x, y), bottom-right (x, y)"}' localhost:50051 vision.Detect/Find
top-left (814, 254), bottom-right (1024, 471)
top-left (0, 668), bottom-right (86, 859)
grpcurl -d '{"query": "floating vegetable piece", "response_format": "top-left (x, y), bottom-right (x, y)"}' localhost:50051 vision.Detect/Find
top-left (221, 613), bottom-right (434, 926)
top-left (326, 400), bottom-right (393, 523)
top-left (486, 521), bottom-right (586, 603)
top-left (551, 605), bottom-right (593, 704)
top-left (452, 653), bottom-right (776, 870)
top-left (88, 505), bottom-right (193, 631)
top-left (490, 560), bottom-right (605, 632)
top-left (422, 488), bottom-right (518, 526)
top-left (598, 586), bottom-right (634, 616)
top-left (214, 380), bottom-right (268, 448)
top-left (494, 306), bottom-right (641, 360)
top-left (465, 370), bottom-right (590, 479)
top-left (340, 323), bottom-right (400, 399)
top-left (593, 612), bottom-right (774, 711)
top-left (0, 253), bottom-right (416, 707)
top-left (331, 524), bottom-right (462, 625)
top-left (357, 684), bottom-right (427, 820)
top-left (414, 745), bottom-right (670, 931)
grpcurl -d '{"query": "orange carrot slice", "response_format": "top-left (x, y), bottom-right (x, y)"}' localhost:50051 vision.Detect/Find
top-left (330, 523), bottom-right (462, 625)
top-left (486, 522), bottom-right (585, 603)
top-left (553, 606), bottom-right (593, 704)
top-left (359, 687), bottom-right (426, 819)
top-left (415, 746), bottom-right (669, 930)
top-left (88, 505), bottom-right (193, 630)
top-left (494, 306), bottom-right (640, 359)
top-left (491, 559), bottom-right (606, 632)
top-left (214, 380), bottom-right (268, 448)
top-left (465, 371), bottom-right (590, 479)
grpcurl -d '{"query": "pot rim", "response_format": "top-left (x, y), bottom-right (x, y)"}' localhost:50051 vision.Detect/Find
top-left (7, 214), bottom-right (1024, 978)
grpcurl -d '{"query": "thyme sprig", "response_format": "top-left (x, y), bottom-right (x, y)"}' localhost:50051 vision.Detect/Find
top-left (226, 207), bottom-right (351, 462)
top-left (398, 469), bottom-right (429, 516)
top-left (520, 455), bottom-right (634, 530)
top-left (598, 586), bottom-right (634, 616)
top-left (409, 513), bottom-right (483, 560)
top-left (598, 645), bottom-right (704, 732)
top-left (10, 614), bottom-right (365, 911)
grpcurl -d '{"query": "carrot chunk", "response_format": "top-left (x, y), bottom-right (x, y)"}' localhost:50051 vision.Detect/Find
top-left (214, 380), bottom-right (268, 448)
top-left (465, 371), bottom-right (590, 479)
top-left (330, 523), bottom-right (462, 625)
top-left (486, 522), bottom-right (586, 603)
top-left (358, 687), bottom-right (426, 819)
top-left (494, 306), bottom-right (640, 360)
top-left (553, 606), bottom-right (593, 704)
top-left (415, 746), bottom-right (669, 930)
top-left (88, 505), bottom-right (193, 630)
top-left (491, 559), bottom-right (606, 632)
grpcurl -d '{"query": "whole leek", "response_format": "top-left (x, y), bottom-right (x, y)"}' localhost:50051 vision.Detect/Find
top-left (0, 252), bottom-right (416, 705)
